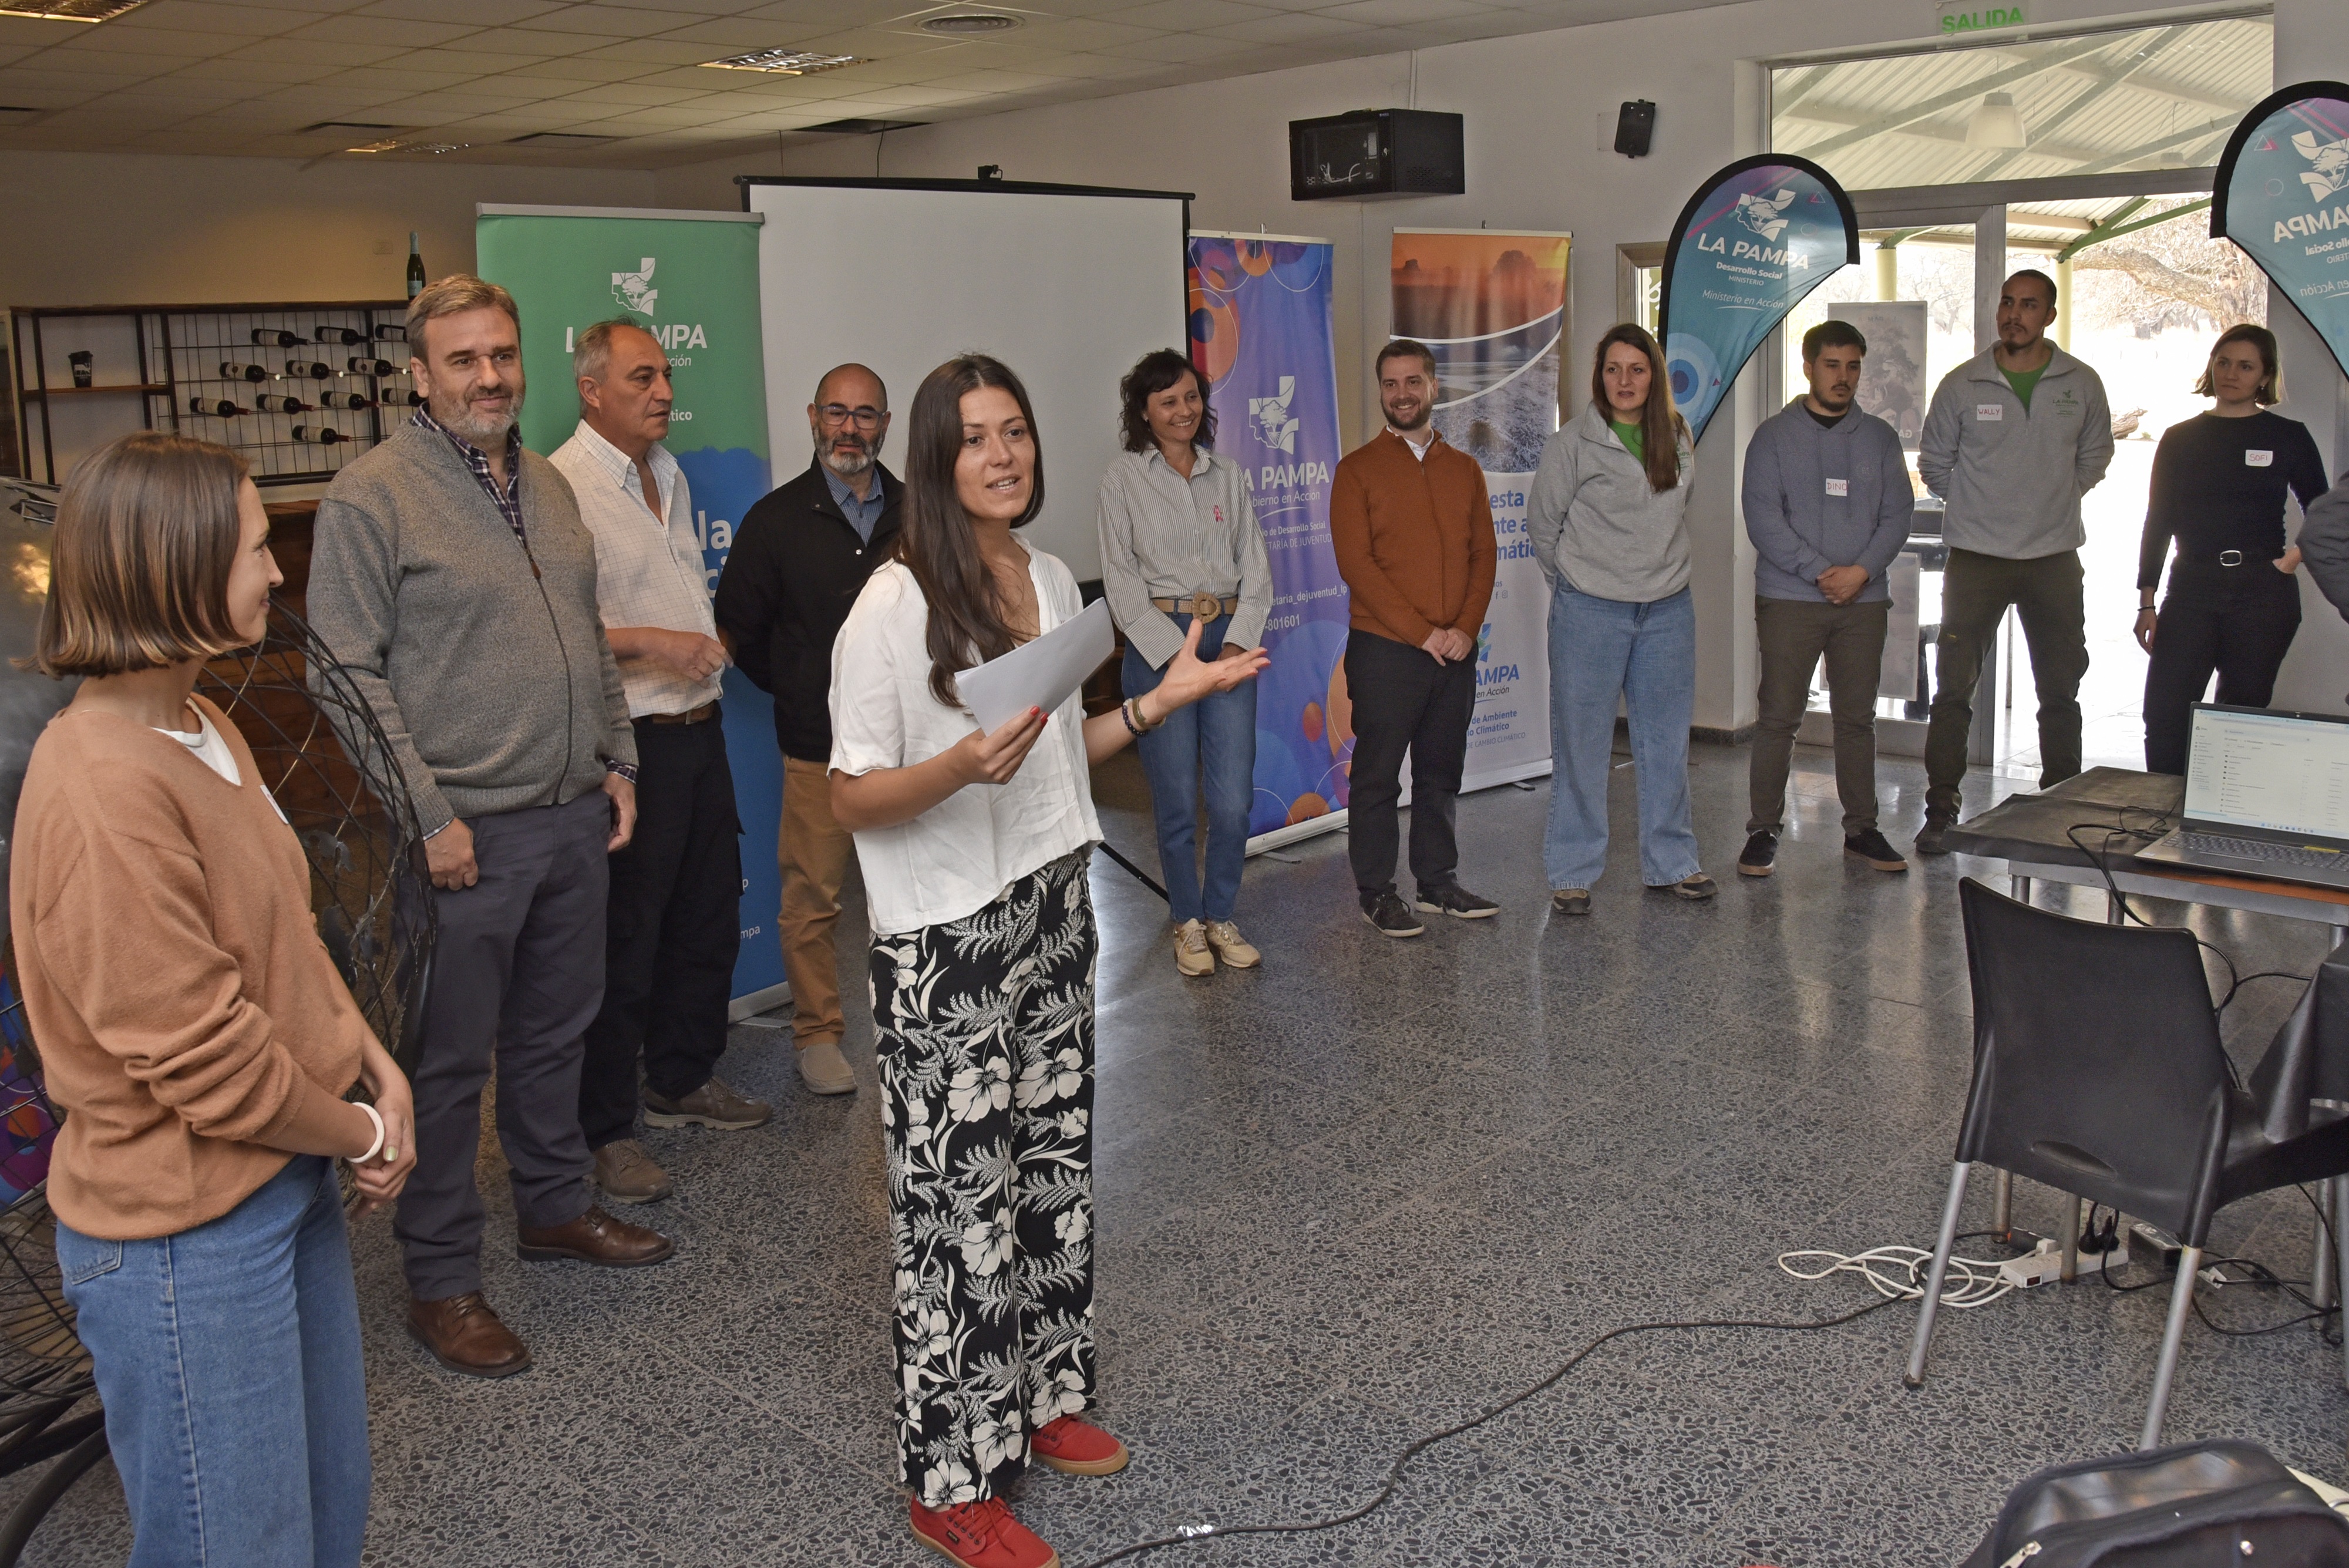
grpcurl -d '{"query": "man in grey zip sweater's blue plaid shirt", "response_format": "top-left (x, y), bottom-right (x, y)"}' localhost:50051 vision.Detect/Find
top-left (1738, 319), bottom-right (1916, 880)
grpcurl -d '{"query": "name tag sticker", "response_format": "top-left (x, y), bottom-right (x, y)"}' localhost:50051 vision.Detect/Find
top-left (1824, 477), bottom-right (1849, 497)
top-left (2246, 449), bottom-right (2274, 467)
top-left (1976, 403), bottom-right (2003, 422)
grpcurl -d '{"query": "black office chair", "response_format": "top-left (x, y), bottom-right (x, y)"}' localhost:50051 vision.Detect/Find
top-left (1905, 878), bottom-right (2349, 1449)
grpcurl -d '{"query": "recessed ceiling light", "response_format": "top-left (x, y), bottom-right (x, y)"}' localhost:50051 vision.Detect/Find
top-left (701, 48), bottom-right (863, 73)
top-left (920, 12), bottom-right (1021, 33)
top-left (0, 0), bottom-right (146, 21)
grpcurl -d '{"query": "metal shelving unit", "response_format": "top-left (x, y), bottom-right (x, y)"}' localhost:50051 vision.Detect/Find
top-left (10, 301), bottom-right (412, 488)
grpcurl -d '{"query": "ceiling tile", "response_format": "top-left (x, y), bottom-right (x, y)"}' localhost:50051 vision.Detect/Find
top-left (286, 13), bottom-right (479, 45)
top-left (373, 45), bottom-right (540, 72)
top-left (1100, 0), bottom-right (1276, 30)
top-left (497, 55), bottom-right (648, 81)
top-left (169, 53), bottom-right (332, 79)
top-left (450, 28), bottom-right (617, 55)
top-left (1314, 0), bottom-right (1497, 23)
top-left (307, 63), bottom-right (477, 91)
top-left (1095, 31), bottom-right (1256, 63)
top-left (508, 4), bottom-right (714, 35)
top-left (736, 0), bottom-right (934, 21)
top-left (227, 35), bottom-right (410, 65)
top-left (352, 0), bottom-right (565, 21)
top-left (548, 78), bottom-right (711, 105)
top-left (116, 2), bottom-right (327, 36)
top-left (572, 38), bottom-right (729, 65)
top-left (1204, 11), bottom-right (1361, 43)
top-left (639, 16), bottom-right (821, 47)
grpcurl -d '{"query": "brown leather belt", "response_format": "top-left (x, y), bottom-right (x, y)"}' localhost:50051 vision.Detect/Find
top-left (1150, 593), bottom-right (1239, 618)
top-left (646, 701), bottom-right (719, 726)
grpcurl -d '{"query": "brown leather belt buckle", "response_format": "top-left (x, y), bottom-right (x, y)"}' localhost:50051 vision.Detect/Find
top-left (649, 701), bottom-right (719, 725)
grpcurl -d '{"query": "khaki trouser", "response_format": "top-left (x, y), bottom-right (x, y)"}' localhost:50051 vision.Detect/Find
top-left (779, 755), bottom-right (853, 1048)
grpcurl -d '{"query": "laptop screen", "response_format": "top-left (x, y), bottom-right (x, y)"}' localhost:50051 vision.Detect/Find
top-left (2184, 705), bottom-right (2349, 837)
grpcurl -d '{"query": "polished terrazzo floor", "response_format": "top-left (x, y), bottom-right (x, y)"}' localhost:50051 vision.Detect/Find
top-left (11, 737), bottom-right (2348, 1567)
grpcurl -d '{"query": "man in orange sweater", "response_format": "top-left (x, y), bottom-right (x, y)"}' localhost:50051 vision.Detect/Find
top-left (1331, 339), bottom-right (1501, 937)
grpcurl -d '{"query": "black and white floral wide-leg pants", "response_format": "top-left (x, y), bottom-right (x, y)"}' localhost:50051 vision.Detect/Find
top-left (871, 850), bottom-right (1099, 1508)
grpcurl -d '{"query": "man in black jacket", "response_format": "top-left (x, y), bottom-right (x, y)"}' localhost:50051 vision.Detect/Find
top-left (715, 364), bottom-right (901, 1096)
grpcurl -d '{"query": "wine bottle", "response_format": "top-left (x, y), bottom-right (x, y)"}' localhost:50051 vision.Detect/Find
top-left (251, 328), bottom-right (305, 347)
top-left (406, 233), bottom-right (426, 301)
top-left (189, 397), bottom-right (246, 417)
top-left (292, 425), bottom-right (346, 445)
top-left (284, 359), bottom-right (332, 379)
top-left (255, 393), bottom-right (311, 413)
top-left (373, 323), bottom-right (405, 342)
top-left (218, 361), bottom-right (269, 383)
top-left (388, 388), bottom-right (426, 407)
top-left (346, 356), bottom-right (395, 376)
top-left (312, 325), bottom-right (365, 345)
top-left (318, 391), bottom-right (375, 410)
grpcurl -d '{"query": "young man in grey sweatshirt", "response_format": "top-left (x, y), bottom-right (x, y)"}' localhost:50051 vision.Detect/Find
top-left (1739, 320), bottom-right (1915, 879)
top-left (1914, 269), bottom-right (2114, 852)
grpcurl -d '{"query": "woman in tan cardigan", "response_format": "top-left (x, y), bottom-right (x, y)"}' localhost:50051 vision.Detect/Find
top-left (11, 431), bottom-right (416, 1568)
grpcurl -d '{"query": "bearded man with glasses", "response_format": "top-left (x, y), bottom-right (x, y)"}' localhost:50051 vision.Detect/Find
top-left (715, 364), bottom-right (901, 1096)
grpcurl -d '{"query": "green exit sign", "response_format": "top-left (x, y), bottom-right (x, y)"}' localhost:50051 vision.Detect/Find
top-left (1936, 1), bottom-right (2026, 32)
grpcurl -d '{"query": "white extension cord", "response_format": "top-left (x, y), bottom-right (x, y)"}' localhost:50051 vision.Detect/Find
top-left (1777, 1243), bottom-right (2022, 1308)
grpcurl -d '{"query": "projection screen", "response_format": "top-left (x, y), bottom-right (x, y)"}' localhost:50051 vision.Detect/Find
top-left (743, 177), bottom-right (1192, 584)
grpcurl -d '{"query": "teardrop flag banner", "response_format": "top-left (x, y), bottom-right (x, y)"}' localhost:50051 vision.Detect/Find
top-left (1657, 153), bottom-right (1858, 442)
top-left (2212, 81), bottom-right (2349, 382)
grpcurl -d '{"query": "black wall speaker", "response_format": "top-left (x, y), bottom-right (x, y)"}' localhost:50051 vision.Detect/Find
top-left (1614, 100), bottom-right (1655, 158)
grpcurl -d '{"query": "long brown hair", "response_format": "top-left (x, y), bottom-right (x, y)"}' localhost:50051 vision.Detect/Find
top-left (1589, 323), bottom-right (1685, 493)
top-left (29, 431), bottom-right (250, 678)
top-left (896, 354), bottom-right (1045, 708)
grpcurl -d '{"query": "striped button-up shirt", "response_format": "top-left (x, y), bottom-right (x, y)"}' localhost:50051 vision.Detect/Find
top-left (1094, 446), bottom-right (1274, 669)
top-left (412, 406), bottom-right (524, 543)
top-left (548, 420), bottom-right (724, 719)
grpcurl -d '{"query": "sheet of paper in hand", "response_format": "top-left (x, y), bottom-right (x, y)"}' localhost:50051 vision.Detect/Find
top-left (957, 597), bottom-right (1115, 733)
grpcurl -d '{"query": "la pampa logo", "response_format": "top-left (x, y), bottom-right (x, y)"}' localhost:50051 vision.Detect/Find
top-left (2295, 130), bottom-right (2349, 200)
top-left (612, 257), bottom-right (658, 317)
top-left (1736, 189), bottom-right (1797, 242)
top-left (1250, 376), bottom-right (1300, 454)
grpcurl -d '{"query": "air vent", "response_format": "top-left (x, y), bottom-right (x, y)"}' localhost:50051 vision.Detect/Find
top-left (0, 106), bottom-right (40, 122)
top-left (920, 12), bottom-right (1020, 33)
top-left (806, 117), bottom-right (926, 134)
top-left (301, 120), bottom-right (403, 134)
top-left (0, 0), bottom-right (146, 20)
top-left (506, 132), bottom-right (617, 147)
top-left (701, 48), bottom-right (862, 73)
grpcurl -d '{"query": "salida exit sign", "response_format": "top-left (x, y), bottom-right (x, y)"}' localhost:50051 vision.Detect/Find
top-left (1936, 0), bottom-right (2025, 31)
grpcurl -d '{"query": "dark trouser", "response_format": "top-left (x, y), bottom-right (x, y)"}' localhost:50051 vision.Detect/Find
top-left (396, 790), bottom-right (608, 1301)
top-left (578, 715), bottom-right (743, 1149)
top-left (1345, 627), bottom-right (1476, 900)
top-left (2143, 560), bottom-right (2302, 775)
top-left (1923, 547), bottom-right (2088, 823)
top-left (1749, 595), bottom-right (1891, 836)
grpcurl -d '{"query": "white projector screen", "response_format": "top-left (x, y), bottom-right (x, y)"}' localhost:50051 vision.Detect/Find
top-left (745, 179), bottom-right (1191, 584)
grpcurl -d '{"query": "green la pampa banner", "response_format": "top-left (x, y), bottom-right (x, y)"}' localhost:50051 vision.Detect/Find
top-left (474, 203), bottom-right (783, 1009)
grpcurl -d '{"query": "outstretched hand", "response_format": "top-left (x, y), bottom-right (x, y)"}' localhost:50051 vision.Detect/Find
top-left (1153, 618), bottom-right (1268, 711)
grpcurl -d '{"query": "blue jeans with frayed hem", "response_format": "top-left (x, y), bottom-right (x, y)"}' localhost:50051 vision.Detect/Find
top-left (1543, 581), bottom-right (1701, 891)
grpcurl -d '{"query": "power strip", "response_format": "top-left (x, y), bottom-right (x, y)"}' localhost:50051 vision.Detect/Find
top-left (1996, 1238), bottom-right (2125, 1289)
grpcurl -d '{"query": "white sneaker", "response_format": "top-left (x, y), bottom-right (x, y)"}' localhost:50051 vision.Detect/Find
top-left (795, 1038), bottom-right (856, 1095)
top-left (1173, 919), bottom-right (1214, 977)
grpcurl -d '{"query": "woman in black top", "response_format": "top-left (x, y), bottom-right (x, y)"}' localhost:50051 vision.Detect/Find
top-left (2136, 324), bottom-right (2329, 773)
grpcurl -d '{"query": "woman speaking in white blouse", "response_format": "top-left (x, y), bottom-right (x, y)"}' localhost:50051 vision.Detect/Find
top-left (829, 354), bottom-right (1265, 1568)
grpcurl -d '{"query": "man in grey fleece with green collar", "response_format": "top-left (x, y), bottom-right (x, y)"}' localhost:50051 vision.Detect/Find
top-left (1914, 268), bottom-right (2113, 854)
top-left (308, 275), bottom-right (674, 1382)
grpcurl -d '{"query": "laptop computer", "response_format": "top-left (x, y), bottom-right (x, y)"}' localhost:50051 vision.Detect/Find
top-left (2136, 704), bottom-right (2349, 891)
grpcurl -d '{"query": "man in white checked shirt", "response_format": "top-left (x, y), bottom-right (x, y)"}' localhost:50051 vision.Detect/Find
top-left (551, 320), bottom-right (770, 1207)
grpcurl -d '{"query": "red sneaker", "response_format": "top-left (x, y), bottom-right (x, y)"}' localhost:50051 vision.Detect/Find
top-left (1029, 1414), bottom-right (1130, 1476)
top-left (908, 1496), bottom-right (1059, 1568)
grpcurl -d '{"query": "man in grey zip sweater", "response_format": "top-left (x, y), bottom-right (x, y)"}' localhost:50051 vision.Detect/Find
top-left (1739, 320), bottom-right (1914, 879)
top-left (309, 277), bottom-right (674, 1381)
top-left (1915, 269), bottom-right (2113, 853)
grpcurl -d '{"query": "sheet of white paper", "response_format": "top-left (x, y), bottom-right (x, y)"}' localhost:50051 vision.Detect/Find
top-left (958, 598), bottom-right (1115, 734)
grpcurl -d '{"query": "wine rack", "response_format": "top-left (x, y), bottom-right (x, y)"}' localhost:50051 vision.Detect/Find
top-left (10, 301), bottom-right (412, 488)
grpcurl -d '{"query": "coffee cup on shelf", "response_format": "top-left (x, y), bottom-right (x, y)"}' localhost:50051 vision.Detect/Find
top-left (66, 351), bottom-right (93, 388)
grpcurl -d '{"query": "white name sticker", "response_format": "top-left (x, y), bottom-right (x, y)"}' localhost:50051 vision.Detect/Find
top-left (2246, 449), bottom-right (2273, 467)
top-left (1824, 477), bottom-right (1849, 497)
top-left (1976, 403), bottom-right (2004, 422)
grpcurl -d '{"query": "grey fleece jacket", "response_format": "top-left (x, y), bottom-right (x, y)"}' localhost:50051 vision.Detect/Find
top-left (305, 422), bottom-right (635, 837)
top-left (1918, 345), bottom-right (2113, 559)
top-left (2301, 483), bottom-right (2349, 626)
top-left (1527, 404), bottom-right (1695, 603)
top-left (1742, 400), bottom-right (1914, 604)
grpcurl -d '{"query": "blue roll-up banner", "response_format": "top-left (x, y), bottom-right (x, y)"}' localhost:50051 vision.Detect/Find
top-left (2212, 82), bottom-right (2349, 382)
top-left (1657, 154), bottom-right (1859, 441)
top-left (1186, 233), bottom-right (1352, 852)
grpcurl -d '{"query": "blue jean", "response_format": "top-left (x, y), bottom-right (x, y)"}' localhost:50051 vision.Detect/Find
top-left (1544, 582), bottom-right (1701, 890)
top-left (1122, 612), bottom-right (1258, 924)
top-left (57, 1155), bottom-right (370, 1568)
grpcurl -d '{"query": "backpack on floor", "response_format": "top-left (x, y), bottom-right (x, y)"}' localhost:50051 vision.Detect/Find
top-left (1958, 1440), bottom-right (2349, 1567)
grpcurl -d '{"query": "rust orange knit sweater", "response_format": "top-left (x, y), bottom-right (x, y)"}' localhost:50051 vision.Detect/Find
top-left (1328, 429), bottom-right (1497, 647)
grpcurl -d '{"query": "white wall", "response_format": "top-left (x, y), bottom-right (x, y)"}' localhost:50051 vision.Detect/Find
top-left (680, 0), bottom-right (2345, 733)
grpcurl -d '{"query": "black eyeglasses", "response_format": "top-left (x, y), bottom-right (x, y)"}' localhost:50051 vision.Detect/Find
top-left (817, 404), bottom-right (887, 429)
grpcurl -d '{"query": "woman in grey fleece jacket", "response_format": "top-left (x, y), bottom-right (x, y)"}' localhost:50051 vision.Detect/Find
top-left (1527, 324), bottom-right (1712, 911)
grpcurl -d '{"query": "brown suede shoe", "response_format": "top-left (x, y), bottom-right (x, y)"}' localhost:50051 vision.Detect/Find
top-left (516, 1204), bottom-right (675, 1267)
top-left (408, 1291), bottom-right (532, 1379)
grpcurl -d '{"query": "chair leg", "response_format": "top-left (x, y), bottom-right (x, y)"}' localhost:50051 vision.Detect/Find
top-left (1992, 1169), bottom-right (2014, 1241)
top-left (1906, 1161), bottom-right (1973, 1388)
top-left (2139, 1244), bottom-right (2201, 1450)
top-left (2333, 1182), bottom-right (2349, 1394)
top-left (2313, 1178), bottom-right (2338, 1311)
top-left (2061, 1193), bottom-right (2082, 1283)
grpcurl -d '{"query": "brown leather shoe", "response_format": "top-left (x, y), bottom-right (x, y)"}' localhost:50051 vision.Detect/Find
top-left (515, 1204), bottom-right (675, 1267)
top-left (408, 1291), bottom-right (532, 1379)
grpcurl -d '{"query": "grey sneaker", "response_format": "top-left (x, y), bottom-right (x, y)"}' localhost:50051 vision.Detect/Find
top-left (1550, 888), bottom-right (1592, 917)
top-left (795, 1039), bottom-right (857, 1096)
top-left (1658, 873), bottom-right (1717, 900)
top-left (591, 1139), bottom-right (673, 1204)
top-left (642, 1076), bottom-right (773, 1130)
top-left (1915, 819), bottom-right (1953, 857)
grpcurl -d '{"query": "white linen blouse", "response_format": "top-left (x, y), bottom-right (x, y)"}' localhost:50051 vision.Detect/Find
top-left (827, 544), bottom-right (1102, 937)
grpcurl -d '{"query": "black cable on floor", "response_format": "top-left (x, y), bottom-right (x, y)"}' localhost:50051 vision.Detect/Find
top-left (1065, 1296), bottom-right (1901, 1568)
top-left (1093, 842), bottom-right (1167, 901)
